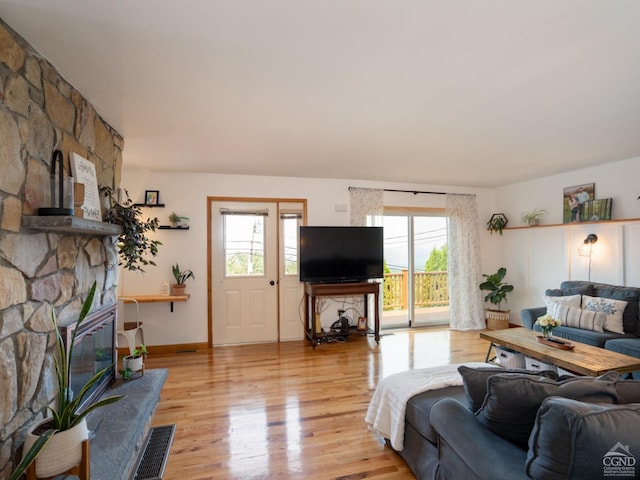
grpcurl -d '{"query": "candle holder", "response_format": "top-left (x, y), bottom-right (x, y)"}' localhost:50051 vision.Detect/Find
top-left (38, 150), bottom-right (74, 216)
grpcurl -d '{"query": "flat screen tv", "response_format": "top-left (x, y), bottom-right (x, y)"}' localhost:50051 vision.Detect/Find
top-left (299, 226), bottom-right (383, 283)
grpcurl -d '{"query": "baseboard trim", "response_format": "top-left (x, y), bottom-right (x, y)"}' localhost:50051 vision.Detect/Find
top-left (118, 342), bottom-right (210, 356)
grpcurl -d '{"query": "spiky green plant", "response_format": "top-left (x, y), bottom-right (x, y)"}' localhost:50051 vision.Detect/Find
top-left (11, 282), bottom-right (123, 479)
top-left (172, 263), bottom-right (195, 285)
top-left (50, 281), bottom-right (123, 430)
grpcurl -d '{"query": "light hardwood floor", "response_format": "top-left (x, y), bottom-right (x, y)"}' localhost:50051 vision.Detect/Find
top-left (144, 327), bottom-right (489, 479)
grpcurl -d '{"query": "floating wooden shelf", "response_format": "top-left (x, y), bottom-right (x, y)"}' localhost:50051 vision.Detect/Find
top-left (133, 203), bottom-right (165, 208)
top-left (121, 294), bottom-right (190, 312)
top-left (22, 215), bottom-right (122, 235)
top-left (158, 225), bottom-right (190, 230)
top-left (504, 217), bottom-right (640, 231)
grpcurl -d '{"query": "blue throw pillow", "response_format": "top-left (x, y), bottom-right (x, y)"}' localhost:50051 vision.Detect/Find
top-left (526, 397), bottom-right (640, 479)
top-left (475, 372), bottom-right (619, 448)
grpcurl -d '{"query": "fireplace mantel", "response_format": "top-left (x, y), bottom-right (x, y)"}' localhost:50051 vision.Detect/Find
top-left (22, 215), bottom-right (122, 235)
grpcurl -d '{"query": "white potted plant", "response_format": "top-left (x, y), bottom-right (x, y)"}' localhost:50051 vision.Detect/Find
top-left (121, 344), bottom-right (147, 379)
top-left (18, 283), bottom-right (122, 479)
top-left (521, 208), bottom-right (548, 226)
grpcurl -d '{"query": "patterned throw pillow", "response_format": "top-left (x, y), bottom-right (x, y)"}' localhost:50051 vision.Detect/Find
top-left (582, 295), bottom-right (627, 334)
top-left (550, 304), bottom-right (606, 332)
top-left (545, 294), bottom-right (581, 317)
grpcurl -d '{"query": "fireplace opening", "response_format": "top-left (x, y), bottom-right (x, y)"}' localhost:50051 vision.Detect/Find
top-left (58, 303), bottom-right (117, 411)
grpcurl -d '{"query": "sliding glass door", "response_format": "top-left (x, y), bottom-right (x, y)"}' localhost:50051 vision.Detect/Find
top-left (382, 212), bottom-right (449, 329)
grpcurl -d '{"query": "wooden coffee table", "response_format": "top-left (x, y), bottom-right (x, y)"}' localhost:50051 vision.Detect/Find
top-left (480, 327), bottom-right (640, 376)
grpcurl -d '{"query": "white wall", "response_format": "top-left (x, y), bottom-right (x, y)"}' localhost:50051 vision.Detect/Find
top-left (494, 156), bottom-right (640, 325)
top-left (118, 169), bottom-right (494, 346)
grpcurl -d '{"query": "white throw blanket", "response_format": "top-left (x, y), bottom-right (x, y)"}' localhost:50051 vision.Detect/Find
top-left (365, 362), bottom-right (494, 451)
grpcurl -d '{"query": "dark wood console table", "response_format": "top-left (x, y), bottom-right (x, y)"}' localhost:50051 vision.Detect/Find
top-left (304, 282), bottom-right (380, 349)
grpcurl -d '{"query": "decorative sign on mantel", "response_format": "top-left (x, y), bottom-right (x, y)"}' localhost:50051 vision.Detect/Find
top-left (70, 153), bottom-right (101, 221)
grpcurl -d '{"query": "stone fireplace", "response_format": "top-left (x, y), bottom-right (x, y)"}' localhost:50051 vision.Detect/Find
top-left (0, 18), bottom-right (123, 479)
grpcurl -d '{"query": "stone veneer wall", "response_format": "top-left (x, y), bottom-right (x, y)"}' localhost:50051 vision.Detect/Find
top-left (0, 18), bottom-right (123, 479)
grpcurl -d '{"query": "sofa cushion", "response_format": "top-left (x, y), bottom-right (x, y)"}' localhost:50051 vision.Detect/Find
top-left (457, 365), bottom-right (558, 413)
top-left (526, 397), bottom-right (640, 480)
top-left (605, 338), bottom-right (640, 359)
top-left (545, 284), bottom-right (594, 298)
top-left (544, 294), bottom-right (582, 316)
top-left (582, 295), bottom-right (627, 334)
top-left (615, 378), bottom-right (640, 403)
top-left (551, 326), bottom-right (626, 347)
top-left (549, 304), bottom-right (606, 332)
top-left (475, 372), bottom-right (619, 448)
top-left (405, 386), bottom-right (467, 444)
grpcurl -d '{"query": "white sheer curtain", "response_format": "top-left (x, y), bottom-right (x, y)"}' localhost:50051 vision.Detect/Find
top-left (446, 193), bottom-right (485, 330)
top-left (349, 187), bottom-right (383, 226)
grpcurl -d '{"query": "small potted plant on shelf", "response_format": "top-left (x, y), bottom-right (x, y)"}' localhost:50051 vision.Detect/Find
top-left (120, 345), bottom-right (147, 380)
top-left (521, 208), bottom-right (548, 226)
top-left (486, 213), bottom-right (508, 235)
top-left (479, 267), bottom-right (514, 330)
top-left (171, 263), bottom-right (195, 295)
top-left (168, 212), bottom-right (189, 228)
top-left (16, 282), bottom-right (123, 479)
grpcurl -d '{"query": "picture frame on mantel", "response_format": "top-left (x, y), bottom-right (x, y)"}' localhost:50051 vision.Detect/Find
top-left (70, 152), bottom-right (101, 221)
top-left (145, 190), bottom-right (160, 205)
top-left (563, 183), bottom-right (594, 224)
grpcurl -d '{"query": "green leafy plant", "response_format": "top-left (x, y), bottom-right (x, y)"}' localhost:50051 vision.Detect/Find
top-left (521, 208), bottom-right (547, 226)
top-left (131, 344), bottom-right (148, 358)
top-left (13, 283), bottom-right (123, 479)
top-left (168, 212), bottom-right (188, 226)
top-left (101, 186), bottom-right (161, 273)
top-left (486, 213), bottom-right (508, 235)
top-left (479, 267), bottom-right (514, 311)
top-left (172, 263), bottom-right (195, 285)
top-left (118, 367), bottom-right (133, 381)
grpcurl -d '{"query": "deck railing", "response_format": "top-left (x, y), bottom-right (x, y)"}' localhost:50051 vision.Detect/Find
top-left (383, 270), bottom-right (449, 310)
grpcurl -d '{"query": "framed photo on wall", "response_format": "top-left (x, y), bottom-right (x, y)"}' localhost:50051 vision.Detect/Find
top-left (145, 190), bottom-right (160, 205)
top-left (563, 183), bottom-right (594, 223)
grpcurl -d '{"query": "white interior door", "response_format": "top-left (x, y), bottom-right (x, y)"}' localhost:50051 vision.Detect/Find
top-left (212, 202), bottom-right (278, 345)
top-left (278, 206), bottom-right (305, 341)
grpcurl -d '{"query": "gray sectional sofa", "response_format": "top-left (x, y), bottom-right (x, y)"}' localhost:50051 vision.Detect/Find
top-left (397, 366), bottom-right (640, 479)
top-left (520, 280), bottom-right (640, 359)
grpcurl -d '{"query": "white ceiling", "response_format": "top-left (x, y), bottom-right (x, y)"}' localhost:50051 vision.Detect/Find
top-left (2, 1), bottom-right (640, 187)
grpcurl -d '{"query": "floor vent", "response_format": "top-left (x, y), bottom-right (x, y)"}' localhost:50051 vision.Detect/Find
top-left (131, 424), bottom-right (175, 480)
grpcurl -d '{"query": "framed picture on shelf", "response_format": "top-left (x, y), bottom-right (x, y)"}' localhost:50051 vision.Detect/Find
top-left (581, 198), bottom-right (612, 222)
top-left (357, 316), bottom-right (368, 331)
top-left (145, 190), bottom-right (160, 205)
top-left (563, 183), bottom-right (594, 223)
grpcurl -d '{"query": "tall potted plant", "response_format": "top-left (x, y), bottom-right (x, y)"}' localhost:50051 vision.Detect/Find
top-left (17, 283), bottom-right (123, 479)
top-left (479, 267), bottom-right (514, 329)
top-left (101, 186), bottom-right (161, 273)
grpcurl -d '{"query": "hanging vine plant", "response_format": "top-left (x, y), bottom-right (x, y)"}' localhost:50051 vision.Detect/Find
top-left (487, 213), bottom-right (508, 235)
top-left (101, 186), bottom-right (161, 272)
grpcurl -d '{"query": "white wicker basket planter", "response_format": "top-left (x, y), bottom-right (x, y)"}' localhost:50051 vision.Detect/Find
top-left (23, 417), bottom-right (89, 478)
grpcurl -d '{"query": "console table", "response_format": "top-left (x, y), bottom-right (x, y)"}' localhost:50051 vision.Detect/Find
top-left (304, 282), bottom-right (380, 349)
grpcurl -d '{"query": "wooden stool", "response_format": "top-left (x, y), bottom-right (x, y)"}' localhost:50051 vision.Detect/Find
top-left (26, 439), bottom-right (90, 480)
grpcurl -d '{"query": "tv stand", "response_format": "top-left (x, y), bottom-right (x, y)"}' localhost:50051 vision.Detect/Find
top-left (304, 282), bottom-right (380, 349)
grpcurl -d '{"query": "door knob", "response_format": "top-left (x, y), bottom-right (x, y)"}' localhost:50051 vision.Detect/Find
top-left (270, 280), bottom-right (275, 286)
